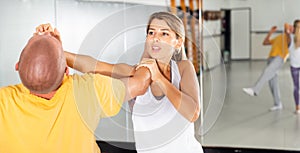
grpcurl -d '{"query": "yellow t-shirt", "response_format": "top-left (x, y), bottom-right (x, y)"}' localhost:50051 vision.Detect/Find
top-left (0, 73), bottom-right (125, 153)
top-left (268, 34), bottom-right (289, 60)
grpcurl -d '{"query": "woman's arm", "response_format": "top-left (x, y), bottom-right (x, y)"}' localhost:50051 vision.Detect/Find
top-left (138, 59), bottom-right (200, 122)
top-left (35, 23), bottom-right (150, 99)
top-left (35, 24), bottom-right (135, 78)
top-left (64, 51), bottom-right (135, 78)
top-left (177, 60), bottom-right (200, 122)
top-left (65, 51), bottom-right (151, 101)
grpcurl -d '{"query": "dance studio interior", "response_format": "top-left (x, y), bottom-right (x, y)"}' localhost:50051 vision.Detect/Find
top-left (1, 0), bottom-right (300, 153)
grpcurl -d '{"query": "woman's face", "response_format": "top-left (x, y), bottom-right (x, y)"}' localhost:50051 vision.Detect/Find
top-left (145, 18), bottom-right (181, 62)
top-left (295, 22), bottom-right (300, 35)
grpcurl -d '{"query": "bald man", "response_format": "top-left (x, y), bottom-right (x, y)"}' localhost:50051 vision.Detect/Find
top-left (17, 34), bottom-right (66, 97)
top-left (0, 30), bottom-right (150, 152)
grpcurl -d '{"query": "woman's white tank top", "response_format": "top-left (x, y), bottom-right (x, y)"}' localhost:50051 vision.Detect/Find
top-left (132, 60), bottom-right (203, 153)
top-left (289, 34), bottom-right (300, 68)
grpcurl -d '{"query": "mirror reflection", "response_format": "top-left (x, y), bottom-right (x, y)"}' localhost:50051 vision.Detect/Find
top-left (203, 0), bottom-right (300, 151)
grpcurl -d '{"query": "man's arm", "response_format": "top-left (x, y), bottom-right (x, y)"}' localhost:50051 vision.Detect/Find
top-left (263, 26), bottom-right (277, 45)
top-left (64, 51), bottom-right (151, 101)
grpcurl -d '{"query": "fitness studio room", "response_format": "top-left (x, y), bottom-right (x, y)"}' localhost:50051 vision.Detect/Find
top-left (0, 0), bottom-right (300, 153)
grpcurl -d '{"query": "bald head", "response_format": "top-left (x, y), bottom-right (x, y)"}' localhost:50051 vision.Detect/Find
top-left (18, 34), bottom-right (66, 94)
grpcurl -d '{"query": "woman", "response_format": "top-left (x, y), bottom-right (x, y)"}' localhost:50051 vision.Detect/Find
top-left (288, 20), bottom-right (300, 114)
top-left (131, 12), bottom-right (202, 153)
top-left (37, 12), bottom-right (203, 152)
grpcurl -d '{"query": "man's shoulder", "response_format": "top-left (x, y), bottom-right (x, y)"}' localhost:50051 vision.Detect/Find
top-left (0, 84), bottom-right (23, 99)
top-left (0, 84), bottom-right (23, 91)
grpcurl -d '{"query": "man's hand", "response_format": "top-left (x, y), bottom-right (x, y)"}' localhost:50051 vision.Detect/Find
top-left (270, 26), bottom-right (277, 33)
top-left (34, 23), bottom-right (61, 43)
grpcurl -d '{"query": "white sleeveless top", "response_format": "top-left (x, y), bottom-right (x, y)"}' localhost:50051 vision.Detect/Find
top-left (289, 34), bottom-right (300, 68)
top-left (132, 60), bottom-right (203, 153)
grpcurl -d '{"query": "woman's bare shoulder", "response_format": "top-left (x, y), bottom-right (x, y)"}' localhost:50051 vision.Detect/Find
top-left (176, 60), bottom-right (194, 75)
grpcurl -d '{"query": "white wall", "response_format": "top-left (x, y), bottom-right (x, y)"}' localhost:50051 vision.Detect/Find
top-left (202, 0), bottom-right (229, 69)
top-left (203, 36), bottom-right (221, 69)
top-left (251, 33), bottom-right (271, 60)
top-left (0, 0), bottom-right (55, 87)
top-left (229, 0), bottom-right (300, 31)
top-left (203, 0), bottom-right (300, 60)
top-left (228, 0), bottom-right (300, 59)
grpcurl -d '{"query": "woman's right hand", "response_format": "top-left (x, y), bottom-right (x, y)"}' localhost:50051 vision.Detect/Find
top-left (136, 58), bottom-right (161, 82)
top-left (34, 23), bottom-right (61, 43)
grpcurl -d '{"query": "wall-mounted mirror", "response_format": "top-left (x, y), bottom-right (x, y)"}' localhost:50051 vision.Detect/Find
top-left (202, 0), bottom-right (300, 151)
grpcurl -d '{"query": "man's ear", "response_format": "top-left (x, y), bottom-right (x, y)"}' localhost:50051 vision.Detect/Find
top-left (65, 67), bottom-right (69, 75)
top-left (15, 62), bottom-right (19, 71)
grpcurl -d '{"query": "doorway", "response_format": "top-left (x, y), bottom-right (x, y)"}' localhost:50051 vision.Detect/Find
top-left (221, 8), bottom-right (251, 61)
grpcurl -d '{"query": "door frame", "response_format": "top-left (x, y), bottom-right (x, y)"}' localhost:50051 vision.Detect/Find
top-left (221, 7), bottom-right (252, 60)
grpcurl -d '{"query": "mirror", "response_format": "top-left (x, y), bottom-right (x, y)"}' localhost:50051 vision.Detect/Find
top-left (202, 0), bottom-right (300, 151)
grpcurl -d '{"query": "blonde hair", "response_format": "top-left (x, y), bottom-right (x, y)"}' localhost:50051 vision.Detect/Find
top-left (294, 20), bottom-right (300, 48)
top-left (146, 12), bottom-right (186, 61)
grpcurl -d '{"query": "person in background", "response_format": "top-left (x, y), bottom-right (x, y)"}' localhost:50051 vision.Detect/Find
top-left (0, 25), bottom-right (151, 153)
top-left (243, 23), bottom-right (291, 111)
top-left (62, 12), bottom-right (203, 153)
top-left (287, 19), bottom-right (300, 114)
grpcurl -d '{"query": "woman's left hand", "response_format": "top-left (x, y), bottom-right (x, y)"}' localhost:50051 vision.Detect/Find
top-left (136, 58), bottom-right (162, 82)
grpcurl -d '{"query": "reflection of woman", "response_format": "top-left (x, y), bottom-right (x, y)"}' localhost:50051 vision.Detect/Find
top-left (58, 12), bottom-right (202, 152)
top-left (288, 20), bottom-right (300, 114)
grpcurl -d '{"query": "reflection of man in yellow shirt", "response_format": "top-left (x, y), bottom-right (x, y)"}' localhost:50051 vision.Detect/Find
top-left (243, 25), bottom-right (291, 111)
top-left (0, 27), bottom-right (150, 153)
top-left (268, 31), bottom-right (289, 61)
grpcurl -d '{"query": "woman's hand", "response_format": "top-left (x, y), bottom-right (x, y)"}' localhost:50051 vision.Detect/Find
top-left (136, 58), bottom-right (163, 82)
top-left (34, 23), bottom-right (61, 43)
